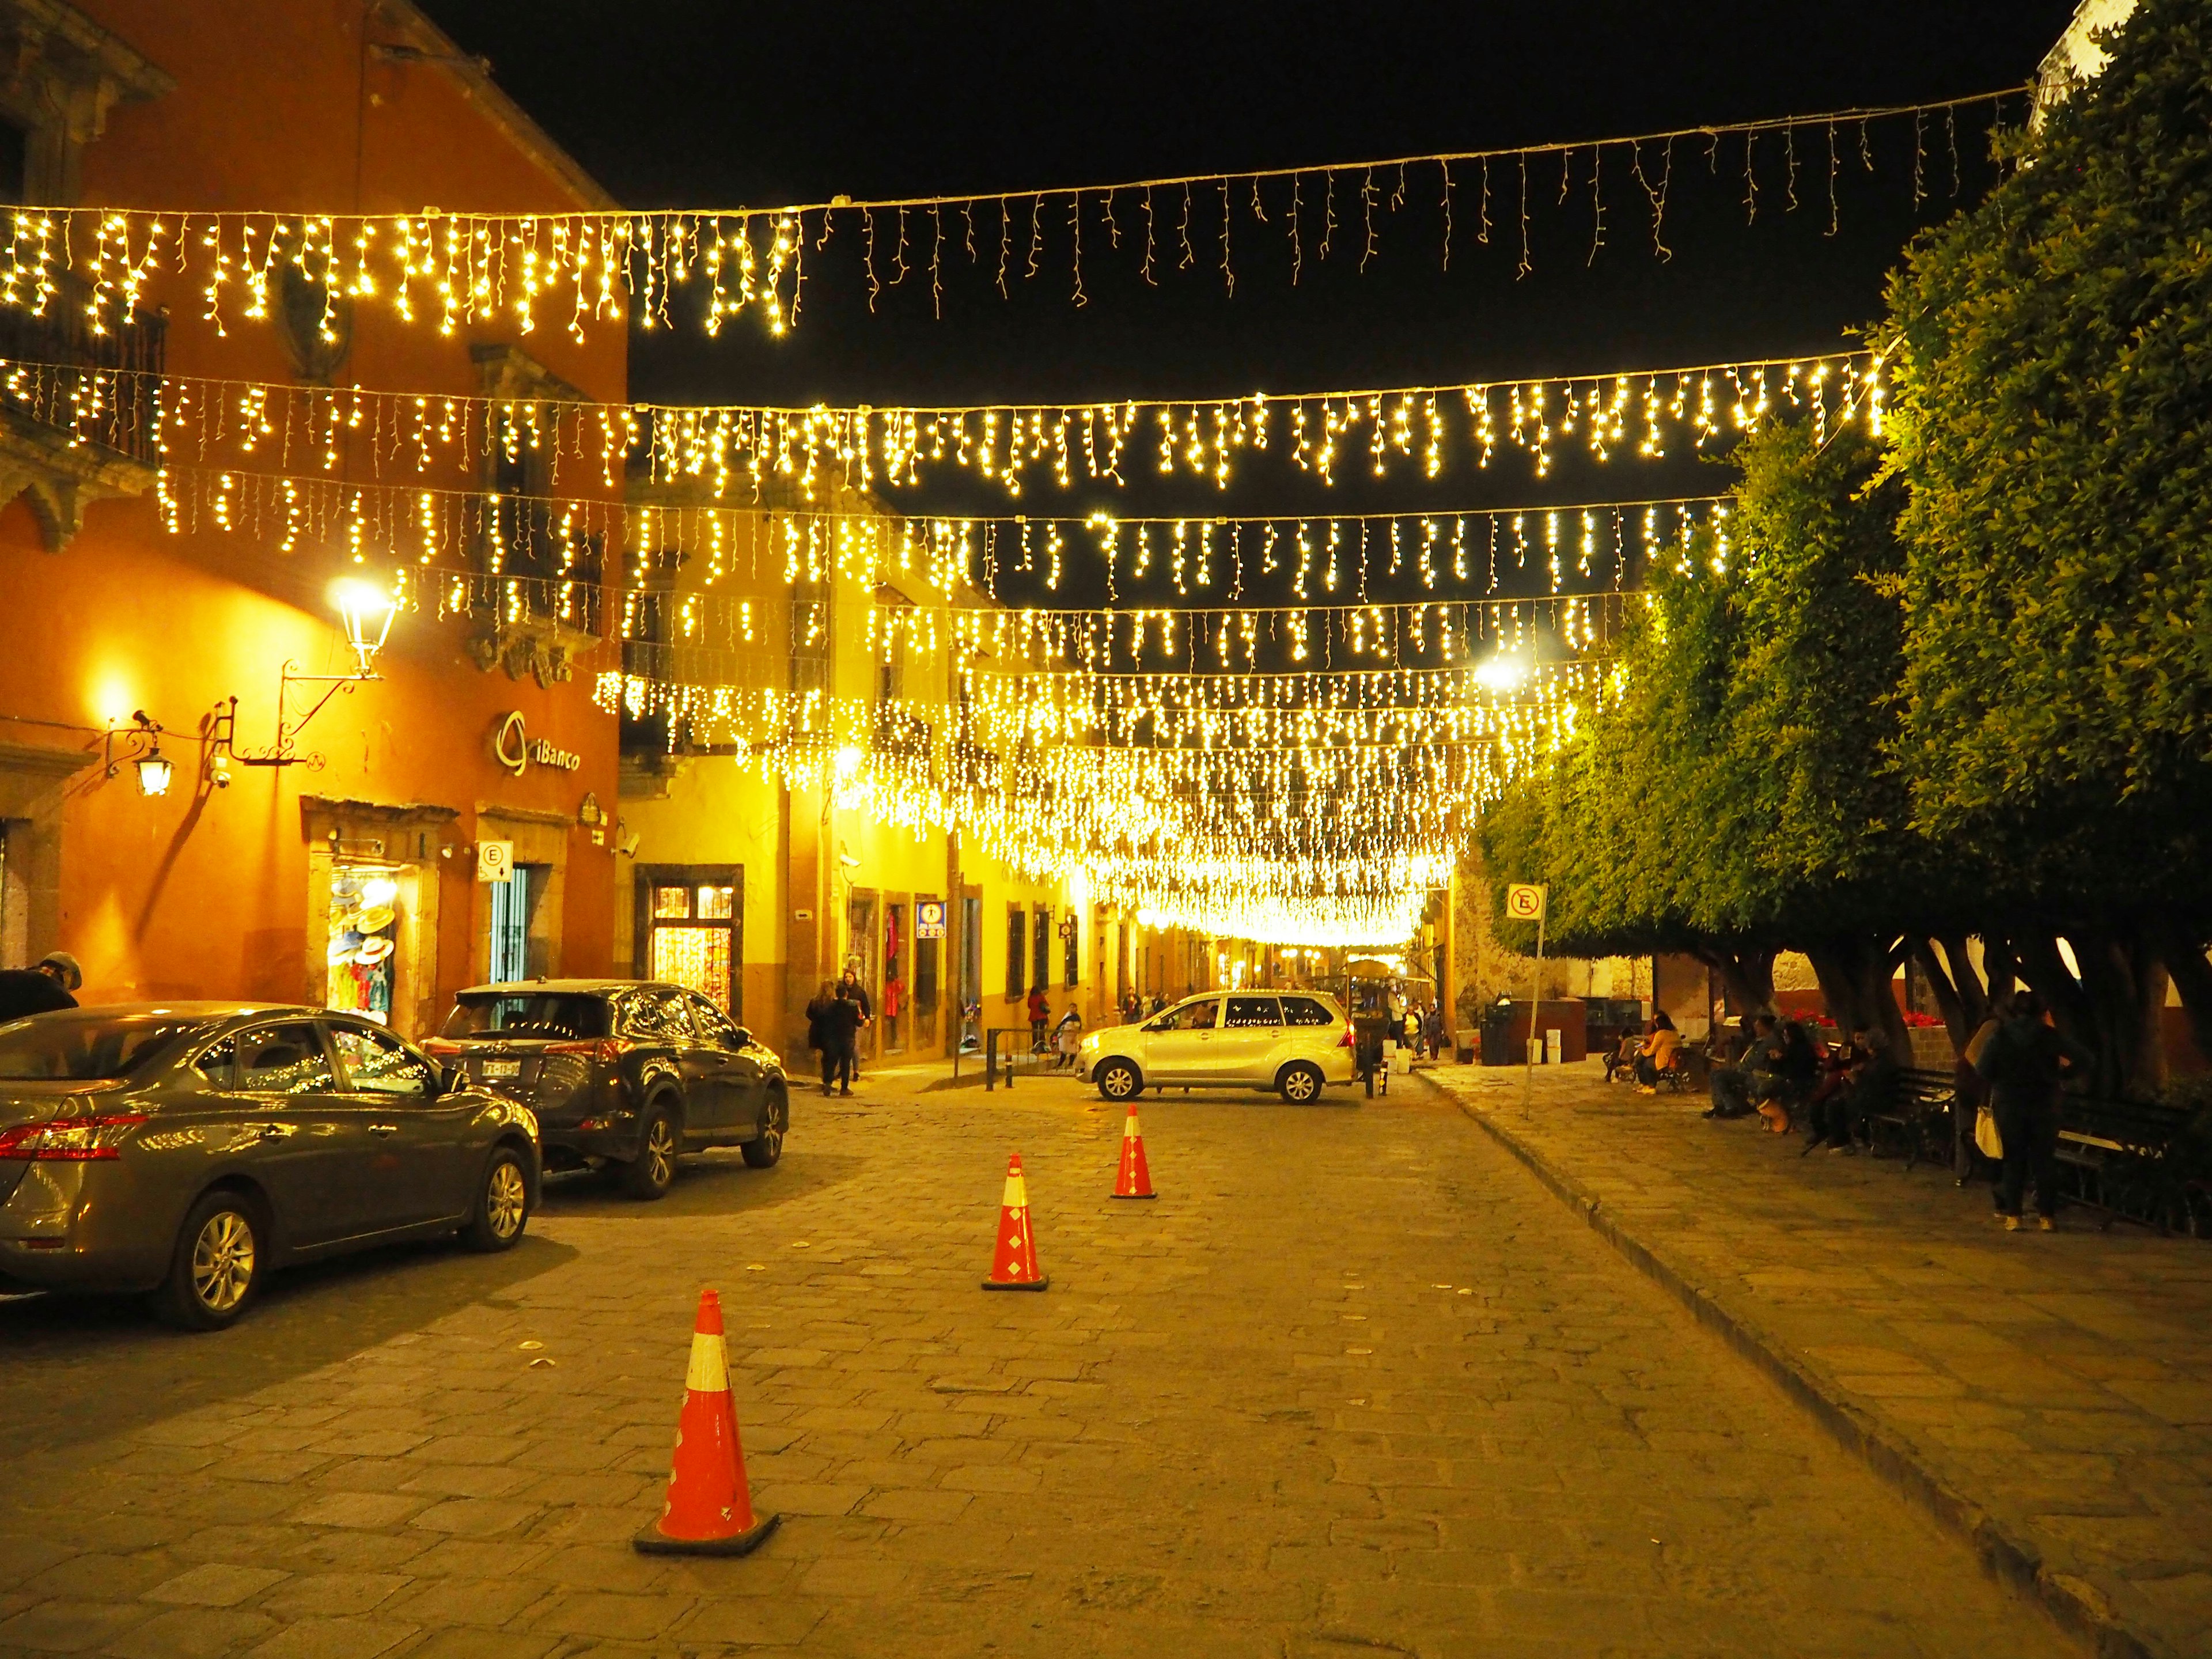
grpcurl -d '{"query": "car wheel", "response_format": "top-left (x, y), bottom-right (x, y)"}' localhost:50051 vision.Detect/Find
top-left (1279, 1062), bottom-right (1325, 1104)
top-left (620, 1101), bottom-right (680, 1200)
top-left (462, 1146), bottom-right (532, 1252)
top-left (742, 1087), bottom-right (789, 1168)
top-left (1097, 1059), bottom-right (1141, 1102)
top-left (156, 1190), bottom-right (264, 1331)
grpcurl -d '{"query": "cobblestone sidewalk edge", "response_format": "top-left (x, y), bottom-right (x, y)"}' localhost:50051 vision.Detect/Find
top-left (1426, 1077), bottom-right (2160, 1659)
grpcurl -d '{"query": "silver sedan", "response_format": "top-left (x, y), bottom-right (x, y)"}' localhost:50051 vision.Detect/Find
top-left (0, 1004), bottom-right (541, 1328)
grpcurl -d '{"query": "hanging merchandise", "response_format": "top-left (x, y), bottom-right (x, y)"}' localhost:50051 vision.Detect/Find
top-left (326, 866), bottom-right (400, 1023)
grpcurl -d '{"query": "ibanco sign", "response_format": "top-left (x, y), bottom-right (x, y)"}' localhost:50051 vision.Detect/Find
top-left (494, 711), bottom-right (582, 777)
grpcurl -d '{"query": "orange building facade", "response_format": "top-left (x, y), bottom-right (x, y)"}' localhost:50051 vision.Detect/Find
top-left (0, 0), bottom-right (625, 1036)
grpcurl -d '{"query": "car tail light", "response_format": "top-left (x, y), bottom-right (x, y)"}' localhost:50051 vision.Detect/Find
top-left (422, 1038), bottom-right (462, 1058)
top-left (0, 1114), bottom-right (149, 1162)
top-left (547, 1039), bottom-right (635, 1065)
top-left (1338, 1026), bottom-right (1354, 1048)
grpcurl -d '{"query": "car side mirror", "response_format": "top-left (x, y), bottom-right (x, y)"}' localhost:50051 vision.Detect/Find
top-left (439, 1063), bottom-right (463, 1096)
top-left (733, 1027), bottom-right (752, 1049)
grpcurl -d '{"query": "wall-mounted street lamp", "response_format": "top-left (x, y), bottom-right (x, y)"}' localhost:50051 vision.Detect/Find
top-left (104, 711), bottom-right (171, 797)
top-left (215, 578), bottom-right (400, 771)
top-left (334, 578), bottom-right (397, 675)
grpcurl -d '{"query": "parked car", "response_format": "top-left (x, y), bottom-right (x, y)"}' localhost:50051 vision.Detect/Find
top-left (1078, 991), bottom-right (1358, 1103)
top-left (429, 980), bottom-right (789, 1199)
top-left (0, 1004), bottom-right (541, 1330)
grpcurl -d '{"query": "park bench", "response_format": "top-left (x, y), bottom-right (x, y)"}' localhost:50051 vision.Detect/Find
top-left (2052, 1094), bottom-right (2199, 1232)
top-left (1868, 1067), bottom-right (1957, 1170)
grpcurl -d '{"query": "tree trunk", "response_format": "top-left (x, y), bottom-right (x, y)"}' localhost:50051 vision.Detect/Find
top-left (2154, 925), bottom-right (2212, 1071)
top-left (2015, 931), bottom-right (2164, 1099)
top-left (1982, 936), bottom-right (2018, 1008)
top-left (1937, 933), bottom-right (1991, 1030)
top-left (1910, 937), bottom-right (1973, 1056)
top-left (1805, 935), bottom-right (1910, 1058)
top-left (1689, 945), bottom-right (1777, 1016)
top-left (1804, 944), bottom-right (1868, 1032)
top-left (2013, 932), bottom-right (2099, 1069)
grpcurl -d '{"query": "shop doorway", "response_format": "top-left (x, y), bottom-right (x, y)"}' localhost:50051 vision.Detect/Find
top-left (959, 894), bottom-right (982, 1051)
top-left (914, 896), bottom-right (941, 1052)
top-left (846, 889), bottom-right (878, 1061)
top-left (882, 899), bottom-right (906, 1055)
top-left (635, 866), bottom-right (743, 1018)
top-left (488, 864), bottom-right (542, 984)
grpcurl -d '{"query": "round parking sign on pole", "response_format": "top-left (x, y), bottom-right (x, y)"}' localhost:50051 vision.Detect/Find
top-left (1506, 884), bottom-right (1549, 1102)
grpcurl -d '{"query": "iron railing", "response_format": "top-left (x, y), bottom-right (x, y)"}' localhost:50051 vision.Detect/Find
top-left (0, 271), bottom-right (165, 464)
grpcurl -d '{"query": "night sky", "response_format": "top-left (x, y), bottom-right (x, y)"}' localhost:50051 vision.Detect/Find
top-left (417, 2), bottom-right (2078, 604)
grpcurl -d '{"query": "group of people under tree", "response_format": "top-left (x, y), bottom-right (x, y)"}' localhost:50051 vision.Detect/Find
top-left (1615, 990), bottom-right (2089, 1229)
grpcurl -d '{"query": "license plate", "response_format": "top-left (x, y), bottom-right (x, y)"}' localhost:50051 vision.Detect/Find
top-left (481, 1059), bottom-right (522, 1080)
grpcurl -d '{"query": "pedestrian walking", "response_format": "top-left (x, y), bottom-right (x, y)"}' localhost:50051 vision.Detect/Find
top-left (803, 979), bottom-right (854, 1097)
top-left (0, 951), bottom-right (81, 1023)
top-left (1119, 987), bottom-right (1141, 1024)
top-left (1026, 984), bottom-right (1050, 1052)
top-left (1053, 1007), bottom-right (1082, 1070)
top-left (837, 966), bottom-right (872, 1078)
top-left (1975, 990), bottom-right (2091, 1230)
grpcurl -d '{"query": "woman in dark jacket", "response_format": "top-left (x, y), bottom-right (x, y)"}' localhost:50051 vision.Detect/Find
top-left (1975, 991), bottom-right (2092, 1230)
top-left (804, 979), bottom-right (847, 1096)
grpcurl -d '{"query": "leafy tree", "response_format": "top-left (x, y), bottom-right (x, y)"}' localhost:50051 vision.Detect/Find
top-left (1883, 0), bottom-right (2212, 1081)
top-left (1480, 419), bottom-right (1926, 1051)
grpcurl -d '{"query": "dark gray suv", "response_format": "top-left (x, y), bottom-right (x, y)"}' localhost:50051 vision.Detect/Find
top-left (429, 980), bottom-right (789, 1199)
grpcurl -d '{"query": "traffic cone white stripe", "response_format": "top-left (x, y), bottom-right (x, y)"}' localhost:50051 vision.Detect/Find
top-left (685, 1329), bottom-right (730, 1395)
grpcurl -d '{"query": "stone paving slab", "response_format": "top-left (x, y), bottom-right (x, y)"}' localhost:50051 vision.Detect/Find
top-left (0, 1074), bottom-right (2080, 1657)
top-left (1427, 1061), bottom-right (2212, 1659)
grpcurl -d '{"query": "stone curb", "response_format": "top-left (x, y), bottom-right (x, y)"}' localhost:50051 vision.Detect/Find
top-left (1426, 1075), bottom-right (2164, 1659)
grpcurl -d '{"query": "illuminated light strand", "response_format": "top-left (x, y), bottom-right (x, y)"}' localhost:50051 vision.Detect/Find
top-left (1, 350), bottom-right (1881, 501)
top-left (600, 653), bottom-right (1618, 753)
top-left (147, 455), bottom-right (1718, 615)
top-left (4, 92), bottom-right (2022, 342)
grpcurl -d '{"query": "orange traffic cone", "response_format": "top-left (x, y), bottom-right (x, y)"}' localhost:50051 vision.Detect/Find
top-left (634, 1288), bottom-right (780, 1556)
top-left (982, 1153), bottom-right (1048, 1290)
top-left (1112, 1106), bottom-right (1156, 1200)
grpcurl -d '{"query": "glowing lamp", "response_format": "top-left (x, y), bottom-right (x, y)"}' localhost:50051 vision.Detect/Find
top-left (1472, 652), bottom-right (1529, 692)
top-left (331, 579), bottom-right (396, 673)
top-left (135, 747), bottom-right (173, 797)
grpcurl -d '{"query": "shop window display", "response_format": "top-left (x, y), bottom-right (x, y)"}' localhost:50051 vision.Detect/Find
top-left (637, 872), bottom-right (740, 1014)
top-left (327, 867), bottom-right (400, 1025)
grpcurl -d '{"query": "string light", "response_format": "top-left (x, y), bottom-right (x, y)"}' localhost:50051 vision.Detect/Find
top-left (0, 92), bottom-right (2020, 343)
top-left (0, 351), bottom-right (1884, 502)
top-left (143, 453), bottom-right (1719, 608)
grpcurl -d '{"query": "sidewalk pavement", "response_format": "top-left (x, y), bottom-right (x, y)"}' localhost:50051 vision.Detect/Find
top-left (1423, 1060), bottom-right (2212, 1659)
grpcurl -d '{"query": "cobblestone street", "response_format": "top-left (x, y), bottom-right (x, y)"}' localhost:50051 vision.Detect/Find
top-left (0, 1071), bottom-right (2077, 1658)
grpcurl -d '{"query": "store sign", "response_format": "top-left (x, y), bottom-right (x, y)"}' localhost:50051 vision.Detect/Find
top-left (494, 711), bottom-right (582, 777)
top-left (477, 840), bottom-right (514, 884)
top-left (916, 900), bottom-right (945, 940)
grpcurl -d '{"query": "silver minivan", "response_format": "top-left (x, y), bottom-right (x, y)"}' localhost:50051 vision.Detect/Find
top-left (1079, 991), bottom-right (1357, 1103)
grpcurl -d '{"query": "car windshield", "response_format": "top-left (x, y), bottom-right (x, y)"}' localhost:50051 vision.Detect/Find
top-left (0, 1014), bottom-right (212, 1080)
top-left (441, 994), bottom-right (611, 1041)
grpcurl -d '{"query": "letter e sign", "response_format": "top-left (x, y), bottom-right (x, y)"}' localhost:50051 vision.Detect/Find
top-left (477, 840), bottom-right (515, 884)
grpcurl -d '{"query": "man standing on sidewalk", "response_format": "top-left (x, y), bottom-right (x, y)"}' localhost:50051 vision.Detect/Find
top-left (1975, 990), bottom-right (2091, 1230)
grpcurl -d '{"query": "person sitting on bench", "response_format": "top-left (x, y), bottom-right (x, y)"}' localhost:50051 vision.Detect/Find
top-left (1705, 1014), bottom-right (1778, 1119)
top-left (1753, 1018), bottom-right (1820, 1134)
top-left (1633, 1013), bottom-right (1681, 1090)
